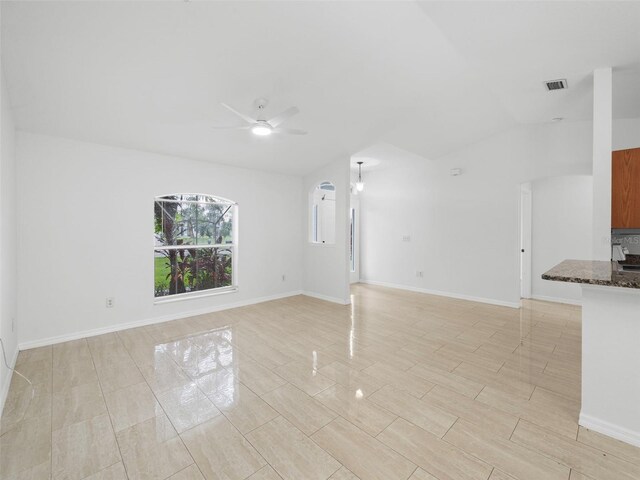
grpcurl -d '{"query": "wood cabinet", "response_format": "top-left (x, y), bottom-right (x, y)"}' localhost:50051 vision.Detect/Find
top-left (612, 147), bottom-right (640, 229)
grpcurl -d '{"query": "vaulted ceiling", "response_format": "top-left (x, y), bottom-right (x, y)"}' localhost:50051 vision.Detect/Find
top-left (2, 1), bottom-right (639, 175)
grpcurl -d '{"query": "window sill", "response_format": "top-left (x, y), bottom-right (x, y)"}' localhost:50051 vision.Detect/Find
top-left (154, 286), bottom-right (238, 305)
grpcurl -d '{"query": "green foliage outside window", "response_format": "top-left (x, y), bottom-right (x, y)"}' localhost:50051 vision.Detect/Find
top-left (154, 194), bottom-right (235, 298)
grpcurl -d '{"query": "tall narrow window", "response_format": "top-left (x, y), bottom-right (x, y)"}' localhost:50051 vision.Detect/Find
top-left (350, 207), bottom-right (356, 272)
top-left (310, 181), bottom-right (336, 244)
top-left (154, 194), bottom-right (237, 300)
top-left (312, 204), bottom-right (319, 243)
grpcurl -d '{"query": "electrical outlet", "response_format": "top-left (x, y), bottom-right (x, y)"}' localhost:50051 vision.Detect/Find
top-left (402, 235), bottom-right (411, 242)
top-left (106, 297), bottom-right (115, 308)
top-left (416, 271), bottom-right (424, 278)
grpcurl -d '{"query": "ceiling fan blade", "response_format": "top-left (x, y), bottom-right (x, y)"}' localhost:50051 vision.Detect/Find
top-left (273, 127), bottom-right (307, 135)
top-left (267, 106), bottom-right (299, 127)
top-left (211, 125), bottom-right (251, 130)
top-left (221, 103), bottom-right (256, 124)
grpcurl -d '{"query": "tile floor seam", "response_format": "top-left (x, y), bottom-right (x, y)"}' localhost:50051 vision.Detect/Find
top-left (509, 418), bottom-right (521, 441)
top-left (333, 417), bottom-right (422, 475)
top-left (573, 436), bottom-right (640, 468)
top-left (163, 463), bottom-right (203, 480)
top-left (104, 340), bottom-right (197, 478)
top-left (506, 422), bottom-right (586, 475)
top-left (373, 419), bottom-right (460, 478)
top-left (437, 421), bottom-right (514, 475)
top-left (86, 340), bottom-right (128, 480)
top-left (511, 419), bottom-right (640, 479)
top-left (261, 383), bottom-right (337, 436)
top-left (439, 414), bottom-right (461, 440)
top-left (240, 413), bottom-right (342, 480)
top-left (217, 409), bottom-right (273, 473)
top-left (78, 460), bottom-right (124, 480)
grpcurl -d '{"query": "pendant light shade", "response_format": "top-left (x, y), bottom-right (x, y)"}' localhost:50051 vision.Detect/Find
top-left (356, 161), bottom-right (365, 192)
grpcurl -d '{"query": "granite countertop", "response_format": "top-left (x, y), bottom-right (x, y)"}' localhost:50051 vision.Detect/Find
top-left (542, 259), bottom-right (640, 289)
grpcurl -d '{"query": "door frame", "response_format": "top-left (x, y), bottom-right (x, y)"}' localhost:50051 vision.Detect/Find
top-left (520, 182), bottom-right (532, 299)
top-left (349, 193), bottom-right (360, 284)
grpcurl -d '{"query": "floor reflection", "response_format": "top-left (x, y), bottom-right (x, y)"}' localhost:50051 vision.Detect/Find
top-left (160, 327), bottom-right (237, 409)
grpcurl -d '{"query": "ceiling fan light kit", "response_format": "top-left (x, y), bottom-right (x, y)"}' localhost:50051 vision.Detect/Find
top-left (219, 98), bottom-right (307, 137)
top-left (251, 121), bottom-right (272, 136)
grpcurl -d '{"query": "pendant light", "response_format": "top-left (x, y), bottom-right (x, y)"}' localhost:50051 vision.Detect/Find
top-left (356, 161), bottom-right (365, 192)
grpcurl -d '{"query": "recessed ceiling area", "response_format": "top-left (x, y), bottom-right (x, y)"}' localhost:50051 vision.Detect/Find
top-left (2, 1), bottom-right (639, 175)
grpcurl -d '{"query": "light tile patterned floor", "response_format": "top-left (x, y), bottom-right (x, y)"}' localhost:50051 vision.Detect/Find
top-left (2, 284), bottom-right (640, 480)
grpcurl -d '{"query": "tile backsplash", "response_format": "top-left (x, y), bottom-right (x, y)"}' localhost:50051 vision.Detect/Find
top-left (612, 233), bottom-right (640, 255)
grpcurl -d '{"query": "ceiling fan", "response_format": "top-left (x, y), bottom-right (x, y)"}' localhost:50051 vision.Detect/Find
top-left (216, 98), bottom-right (307, 136)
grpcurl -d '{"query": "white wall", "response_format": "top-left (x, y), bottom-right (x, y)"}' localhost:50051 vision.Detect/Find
top-left (591, 68), bottom-right (613, 261)
top-left (580, 286), bottom-right (640, 448)
top-left (302, 158), bottom-right (350, 304)
top-left (360, 118), bottom-right (639, 307)
top-left (0, 68), bottom-right (18, 411)
top-left (16, 133), bottom-right (303, 347)
top-left (531, 175), bottom-right (593, 304)
top-left (613, 117), bottom-right (640, 152)
top-left (360, 121), bottom-right (598, 307)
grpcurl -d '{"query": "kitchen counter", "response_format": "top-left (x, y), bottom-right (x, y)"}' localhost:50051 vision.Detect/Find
top-left (542, 259), bottom-right (640, 289)
top-left (541, 259), bottom-right (640, 448)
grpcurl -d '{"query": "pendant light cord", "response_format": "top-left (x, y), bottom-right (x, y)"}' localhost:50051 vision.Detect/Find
top-left (0, 337), bottom-right (34, 436)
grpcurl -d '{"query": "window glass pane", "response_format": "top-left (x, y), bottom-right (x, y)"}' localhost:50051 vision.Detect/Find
top-left (350, 208), bottom-right (355, 272)
top-left (194, 247), bottom-right (233, 291)
top-left (155, 199), bottom-right (173, 247)
top-left (198, 203), bottom-right (233, 245)
top-left (155, 198), bottom-right (233, 247)
top-left (310, 182), bottom-right (336, 244)
top-left (154, 246), bottom-right (233, 298)
top-left (154, 197), bottom-right (197, 246)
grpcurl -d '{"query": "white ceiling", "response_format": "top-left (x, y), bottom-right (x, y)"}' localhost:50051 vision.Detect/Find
top-left (419, 1), bottom-right (640, 123)
top-left (2, 1), bottom-right (639, 175)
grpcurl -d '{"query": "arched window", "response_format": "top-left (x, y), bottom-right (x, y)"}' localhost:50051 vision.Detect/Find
top-left (154, 194), bottom-right (237, 300)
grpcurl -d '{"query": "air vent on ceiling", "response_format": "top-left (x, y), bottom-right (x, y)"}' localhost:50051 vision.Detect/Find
top-left (544, 79), bottom-right (568, 91)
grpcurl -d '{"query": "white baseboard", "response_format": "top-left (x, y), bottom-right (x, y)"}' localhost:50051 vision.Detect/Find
top-left (301, 291), bottom-right (350, 305)
top-left (0, 347), bottom-right (19, 418)
top-left (531, 294), bottom-right (582, 306)
top-left (18, 290), bottom-right (304, 351)
top-left (579, 412), bottom-right (640, 448)
top-left (360, 279), bottom-right (521, 309)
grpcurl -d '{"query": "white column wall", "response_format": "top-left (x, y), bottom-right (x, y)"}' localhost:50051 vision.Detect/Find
top-left (302, 158), bottom-right (351, 304)
top-left (0, 68), bottom-right (18, 413)
top-left (592, 67), bottom-right (613, 260)
top-left (580, 285), bottom-right (640, 447)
